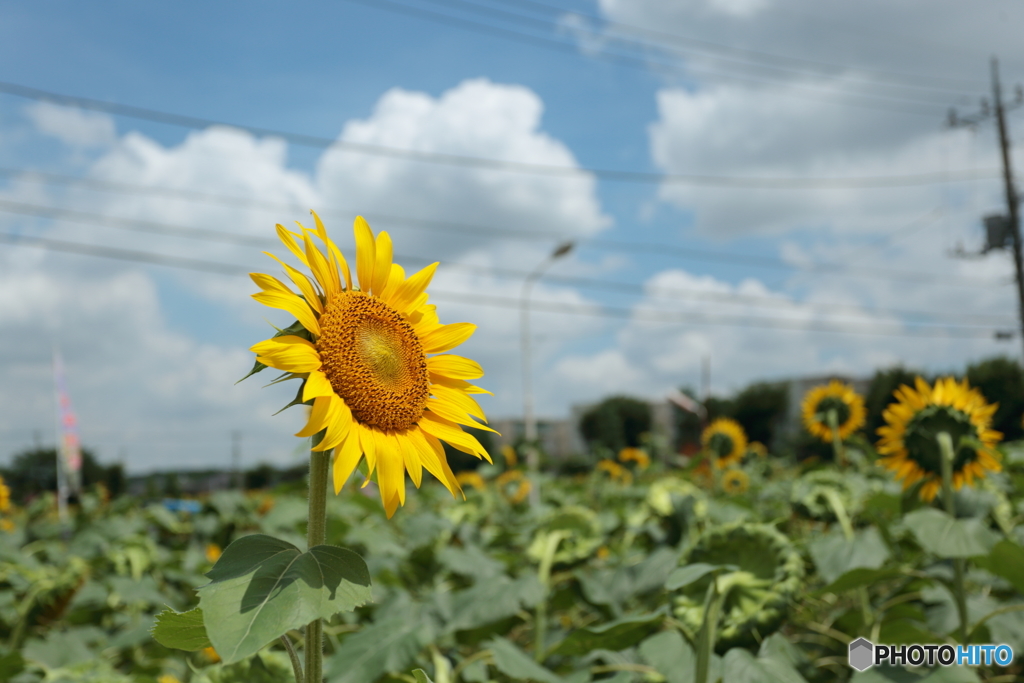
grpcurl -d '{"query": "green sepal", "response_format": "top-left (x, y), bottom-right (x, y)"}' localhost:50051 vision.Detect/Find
top-left (272, 380), bottom-right (310, 416)
top-left (151, 606), bottom-right (212, 652)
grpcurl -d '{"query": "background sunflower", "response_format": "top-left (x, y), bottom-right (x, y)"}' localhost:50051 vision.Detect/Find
top-left (876, 376), bottom-right (1002, 502)
top-left (701, 418), bottom-right (748, 468)
top-left (801, 380), bottom-right (866, 443)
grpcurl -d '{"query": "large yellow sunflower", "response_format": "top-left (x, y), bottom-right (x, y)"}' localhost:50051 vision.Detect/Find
top-left (248, 213), bottom-right (494, 517)
top-left (877, 377), bottom-right (1002, 502)
top-left (802, 380), bottom-right (866, 442)
top-left (701, 418), bottom-right (747, 468)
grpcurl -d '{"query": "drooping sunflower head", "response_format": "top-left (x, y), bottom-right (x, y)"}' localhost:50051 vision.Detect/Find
top-left (495, 469), bottom-right (530, 504)
top-left (801, 380), bottom-right (866, 443)
top-left (455, 470), bottom-right (486, 492)
top-left (701, 418), bottom-right (747, 468)
top-left (721, 469), bottom-right (750, 495)
top-left (245, 213), bottom-right (496, 518)
top-left (877, 376), bottom-right (1002, 502)
top-left (596, 458), bottom-right (633, 485)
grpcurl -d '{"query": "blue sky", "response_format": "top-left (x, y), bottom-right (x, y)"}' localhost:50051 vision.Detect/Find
top-left (1, 0), bottom-right (1023, 472)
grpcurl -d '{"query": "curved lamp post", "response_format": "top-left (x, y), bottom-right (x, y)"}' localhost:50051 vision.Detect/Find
top-left (520, 241), bottom-right (574, 504)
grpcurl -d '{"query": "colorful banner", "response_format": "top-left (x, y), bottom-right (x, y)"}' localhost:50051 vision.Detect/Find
top-left (53, 351), bottom-right (82, 496)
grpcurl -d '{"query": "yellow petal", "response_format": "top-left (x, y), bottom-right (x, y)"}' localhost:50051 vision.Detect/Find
top-left (381, 263), bottom-right (405, 301)
top-left (373, 429), bottom-right (405, 507)
top-left (372, 232), bottom-right (393, 296)
top-left (390, 263), bottom-right (438, 315)
top-left (252, 336), bottom-right (321, 373)
top-left (332, 433), bottom-right (364, 494)
top-left (303, 370), bottom-right (334, 402)
top-left (275, 224), bottom-right (310, 267)
top-left (418, 412), bottom-right (492, 462)
top-left (302, 230), bottom-right (339, 296)
top-left (318, 398), bottom-right (354, 452)
top-left (296, 394), bottom-right (333, 437)
top-left (430, 374), bottom-right (492, 395)
top-left (430, 384), bottom-right (487, 421)
top-left (383, 491), bottom-right (401, 519)
top-left (354, 216), bottom-right (376, 293)
top-left (357, 422), bottom-right (377, 474)
top-left (426, 354), bottom-right (484, 380)
top-left (421, 323), bottom-right (476, 354)
top-left (421, 430), bottom-right (464, 499)
top-left (311, 210), bottom-right (352, 291)
top-left (406, 427), bottom-right (452, 495)
top-left (263, 251), bottom-right (324, 305)
top-left (425, 398), bottom-right (496, 433)
top-left (252, 291), bottom-right (321, 337)
top-left (398, 432), bottom-right (423, 488)
top-left (250, 272), bottom-right (292, 294)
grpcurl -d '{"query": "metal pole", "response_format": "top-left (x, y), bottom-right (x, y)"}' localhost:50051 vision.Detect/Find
top-left (992, 57), bottom-right (1024, 359)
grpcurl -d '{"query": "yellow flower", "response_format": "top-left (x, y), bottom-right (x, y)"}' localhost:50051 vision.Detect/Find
top-left (202, 646), bottom-right (221, 663)
top-left (0, 476), bottom-right (10, 513)
top-left (877, 377), bottom-right (1002, 502)
top-left (596, 458), bottom-right (633, 484)
top-left (802, 380), bottom-right (866, 442)
top-left (205, 543), bottom-right (222, 564)
top-left (157, 675), bottom-right (182, 683)
top-left (256, 496), bottom-right (275, 516)
top-left (747, 441), bottom-right (768, 458)
top-left (455, 471), bottom-right (486, 491)
top-left (617, 447), bottom-right (650, 470)
top-left (248, 213), bottom-right (496, 518)
top-left (596, 546), bottom-right (610, 560)
top-left (721, 469), bottom-right (750, 495)
top-left (501, 444), bottom-right (518, 467)
top-left (701, 418), bottom-right (747, 468)
top-left (0, 519), bottom-right (13, 533)
top-left (496, 470), bottom-right (531, 504)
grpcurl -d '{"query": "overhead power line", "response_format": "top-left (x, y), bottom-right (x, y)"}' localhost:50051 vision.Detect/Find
top-left (0, 230), bottom-right (1013, 338)
top-left (337, 0), bottom-right (971, 117)
top-left (0, 197), bottom-right (1010, 293)
top-left (0, 81), bottom-right (1003, 187)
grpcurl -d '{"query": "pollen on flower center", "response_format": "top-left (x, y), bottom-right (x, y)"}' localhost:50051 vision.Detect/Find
top-left (317, 291), bottom-right (429, 432)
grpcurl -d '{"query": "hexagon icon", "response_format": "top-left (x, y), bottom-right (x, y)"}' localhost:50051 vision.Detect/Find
top-left (849, 638), bottom-right (874, 671)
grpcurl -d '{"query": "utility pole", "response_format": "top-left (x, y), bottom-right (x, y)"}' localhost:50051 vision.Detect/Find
top-left (949, 58), bottom-right (1024, 356)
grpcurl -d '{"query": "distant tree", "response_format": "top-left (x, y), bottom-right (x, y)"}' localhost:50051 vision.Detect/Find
top-left (164, 472), bottom-right (182, 498)
top-left (966, 356), bottom-right (1024, 442)
top-left (733, 381), bottom-right (789, 446)
top-left (245, 463), bottom-right (277, 490)
top-left (579, 396), bottom-right (652, 454)
top-left (865, 366), bottom-right (922, 442)
top-left (1, 447), bottom-right (123, 502)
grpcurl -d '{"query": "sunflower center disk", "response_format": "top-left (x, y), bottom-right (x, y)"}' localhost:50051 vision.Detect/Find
top-left (816, 396), bottom-right (851, 426)
top-left (316, 292), bottom-right (429, 432)
top-left (903, 405), bottom-right (978, 475)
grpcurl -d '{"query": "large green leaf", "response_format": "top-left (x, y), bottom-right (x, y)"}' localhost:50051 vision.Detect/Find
top-left (665, 563), bottom-right (720, 591)
top-left (808, 527), bottom-right (890, 584)
top-left (973, 539), bottom-right (1024, 593)
top-left (412, 670), bottom-right (435, 683)
top-left (197, 534), bottom-right (371, 664)
top-left (326, 612), bottom-right (436, 683)
top-left (444, 574), bottom-right (544, 633)
top-left (550, 612), bottom-right (664, 656)
top-left (721, 648), bottom-right (807, 683)
top-left (488, 637), bottom-right (563, 683)
top-left (815, 566), bottom-right (906, 596)
top-left (151, 606), bottom-right (211, 651)
top-left (903, 509), bottom-right (999, 558)
top-left (638, 630), bottom-right (702, 683)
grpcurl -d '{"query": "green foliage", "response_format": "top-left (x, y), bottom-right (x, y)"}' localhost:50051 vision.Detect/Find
top-left (966, 356), bottom-right (1024, 441)
top-left (732, 381), bottom-right (789, 446)
top-left (1, 447), bottom-right (125, 502)
top-left (579, 395), bottom-right (652, 453)
top-left (151, 606), bottom-right (211, 651)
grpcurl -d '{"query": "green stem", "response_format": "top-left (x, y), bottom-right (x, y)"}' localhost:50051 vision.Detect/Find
top-left (695, 575), bottom-right (727, 683)
top-left (937, 431), bottom-right (969, 643)
top-left (820, 488), bottom-right (873, 631)
top-left (534, 531), bottom-right (567, 662)
top-left (281, 634), bottom-right (304, 683)
top-left (306, 432), bottom-right (330, 683)
top-left (826, 409), bottom-right (845, 468)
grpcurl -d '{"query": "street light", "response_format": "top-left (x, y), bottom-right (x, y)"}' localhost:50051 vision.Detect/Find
top-left (520, 240), bottom-right (574, 502)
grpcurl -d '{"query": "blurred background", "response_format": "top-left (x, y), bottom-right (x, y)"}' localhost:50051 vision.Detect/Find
top-left (1, 0), bottom-right (1023, 480)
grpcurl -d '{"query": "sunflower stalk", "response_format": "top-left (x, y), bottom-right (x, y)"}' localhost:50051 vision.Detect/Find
top-left (826, 409), bottom-right (846, 468)
top-left (694, 572), bottom-right (730, 683)
top-left (534, 530), bottom-right (568, 662)
top-left (937, 431), bottom-right (969, 643)
top-left (306, 431), bottom-right (330, 683)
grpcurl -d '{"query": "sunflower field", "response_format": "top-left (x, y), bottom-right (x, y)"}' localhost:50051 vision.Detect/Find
top-left (2, 416), bottom-right (1024, 683)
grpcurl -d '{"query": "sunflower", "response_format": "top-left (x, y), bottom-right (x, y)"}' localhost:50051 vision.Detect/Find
top-left (877, 377), bottom-right (1002, 502)
top-left (455, 470), bottom-right (486, 492)
top-left (496, 469), bottom-right (531, 504)
top-left (617, 447), bottom-right (650, 470)
top-left (747, 441), bottom-right (768, 458)
top-left (802, 380), bottom-right (866, 442)
top-left (721, 469), bottom-right (750, 495)
top-left (701, 418), bottom-right (747, 468)
top-left (596, 458), bottom-right (633, 484)
top-left (247, 213), bottom-right (495, 518)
